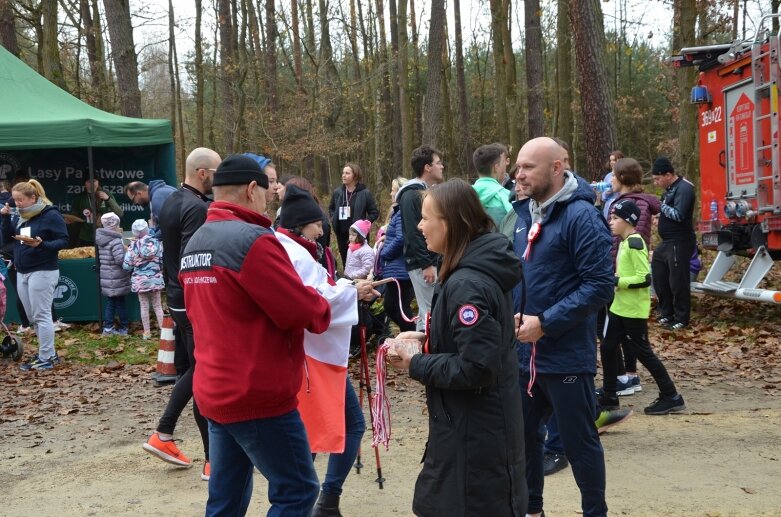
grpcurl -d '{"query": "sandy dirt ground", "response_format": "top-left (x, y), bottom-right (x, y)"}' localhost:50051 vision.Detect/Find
top-left (3, 349), bottom-right (780, 517)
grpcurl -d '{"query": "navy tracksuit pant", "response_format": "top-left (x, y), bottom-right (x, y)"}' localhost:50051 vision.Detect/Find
top-left (520, 371), bottom-right (607, 517)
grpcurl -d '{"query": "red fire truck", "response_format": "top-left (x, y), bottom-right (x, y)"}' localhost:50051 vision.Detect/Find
top-left (672, 14), bottom-right (781, 303)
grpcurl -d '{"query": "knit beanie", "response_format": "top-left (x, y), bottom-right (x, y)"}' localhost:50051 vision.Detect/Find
top-left (611, 199), bottom-right (641, 226)
top-left (243, 152), bottom-right (272, 172)
top-left (213, 155), bottom-right (269, 188)
top-left (651, 157), bottom-right (674, 175)
top-left (280, 184), bottom-right (323, 229)
top-left (101, 212), bottom-right (120, 229)
top-left (350, 219), bottom-right (372, 240)
top-left (131, 219), bottom-right (149, 237)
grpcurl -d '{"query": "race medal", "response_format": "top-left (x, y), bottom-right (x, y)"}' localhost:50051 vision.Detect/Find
top-left (523, 222), bottom-right (541, 261)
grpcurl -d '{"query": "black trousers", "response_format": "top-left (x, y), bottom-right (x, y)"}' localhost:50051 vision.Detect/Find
top-left (651, 238), bottom-right (695, 325)
top-left (601, 312), bottom-right (677, 399)
top-left (157, 309), bottom-right (210, 459)
top-left (597, 300), bottom-right (637, 375)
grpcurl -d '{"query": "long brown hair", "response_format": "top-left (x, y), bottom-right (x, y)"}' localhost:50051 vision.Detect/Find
top-left (425, 179), bottom-right (493, 283)
top-left (613, 157), bottom-right (645, 193)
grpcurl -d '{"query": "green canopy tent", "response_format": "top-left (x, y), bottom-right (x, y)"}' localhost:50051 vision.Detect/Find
top-left (0, 45), bottom-right (177, 323)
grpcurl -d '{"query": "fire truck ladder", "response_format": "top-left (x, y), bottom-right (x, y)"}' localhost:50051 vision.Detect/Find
top-left (693, 15), bottom-right (781, 303)
top-left (751, 14), bottom-right (781, 216)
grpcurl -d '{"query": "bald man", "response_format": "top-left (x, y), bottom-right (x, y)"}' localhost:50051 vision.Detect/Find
top-left (143, 147), bottom-right (221, 478)
top-left (511, 137), bottom-right (614, 517)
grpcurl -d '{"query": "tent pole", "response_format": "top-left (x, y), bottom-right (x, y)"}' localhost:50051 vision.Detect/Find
top-left (88, 147), bottom-right (103, 327)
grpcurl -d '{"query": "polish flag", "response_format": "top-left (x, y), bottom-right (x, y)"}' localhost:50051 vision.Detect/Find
top-left (276, 232), bottom-right (358, 453)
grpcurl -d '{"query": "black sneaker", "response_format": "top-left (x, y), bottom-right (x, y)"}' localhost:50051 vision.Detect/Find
top-left (644, 393), bottom-right (686, 415)
top-left (543, 452), bottom-right (569, 476)
top-left (597, 393), bottom-right (620, 410)
top-left (657, 316), bottom-right (673, 328)
top-left (670, 322), bottom-right (688, 331)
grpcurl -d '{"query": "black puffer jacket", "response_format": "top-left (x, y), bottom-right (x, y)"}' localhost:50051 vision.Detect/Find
top-left (408, 232), bottom-right (526, 517)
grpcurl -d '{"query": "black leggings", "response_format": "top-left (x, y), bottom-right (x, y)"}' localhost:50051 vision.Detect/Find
top-left (156, 309), bottom-right (210, 459)
top-left (601, 312), bottom-right (677, 399)
top-left (383, 279), bottom-right (415, 332)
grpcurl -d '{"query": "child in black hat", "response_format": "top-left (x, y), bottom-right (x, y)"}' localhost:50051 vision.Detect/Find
top-left (599, 199), bottom-right (686, 415)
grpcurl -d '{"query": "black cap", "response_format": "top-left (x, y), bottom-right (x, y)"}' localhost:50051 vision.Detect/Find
top-left (280, 185), bottom-right (323, 229)
top-left (651, 157), bottom-right (674, 176)
top-left (611, 199), bottom-right (641, 226)
top-left (212, 155), bottom-right (269, 188)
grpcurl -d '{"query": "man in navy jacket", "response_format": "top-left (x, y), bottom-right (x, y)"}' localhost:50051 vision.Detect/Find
top-left (513, 137), bottom-right (614, 517)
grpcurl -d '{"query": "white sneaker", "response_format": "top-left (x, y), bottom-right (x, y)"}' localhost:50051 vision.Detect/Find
top-left (53, 319), bottom-right (71, 330)
top-left (16, 325), bottom-right (31, 335)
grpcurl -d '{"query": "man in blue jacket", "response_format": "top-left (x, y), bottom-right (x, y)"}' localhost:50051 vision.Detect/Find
top-left (513, 137), bottom-right (614, 517)
top-left (125, 179), bottom-right (178, 237)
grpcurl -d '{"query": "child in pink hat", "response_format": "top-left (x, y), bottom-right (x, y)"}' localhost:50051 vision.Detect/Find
top-left (343, 219), bottom-right (374, 280)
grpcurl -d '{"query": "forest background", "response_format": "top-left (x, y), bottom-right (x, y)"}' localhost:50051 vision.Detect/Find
top-left (0, 0), bottom-right (778, 202)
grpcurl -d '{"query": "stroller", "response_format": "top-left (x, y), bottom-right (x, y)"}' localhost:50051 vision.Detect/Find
top-left (0, 258), bottom-right (23, 361)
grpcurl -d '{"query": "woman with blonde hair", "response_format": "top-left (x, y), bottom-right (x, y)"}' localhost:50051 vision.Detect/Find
top-left (391, 178), bottom-right (526, 516)
top-left (0, 179), bottom-right (68, 370)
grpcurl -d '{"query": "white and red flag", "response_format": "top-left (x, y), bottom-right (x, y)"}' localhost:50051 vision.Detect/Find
top-left (276, 231), bottom-right (358, 453)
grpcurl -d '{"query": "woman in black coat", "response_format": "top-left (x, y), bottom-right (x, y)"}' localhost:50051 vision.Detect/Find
top-left (328, 162), bottom-right (379, 267)
top-left (391, 179), bottom-right (527, 516)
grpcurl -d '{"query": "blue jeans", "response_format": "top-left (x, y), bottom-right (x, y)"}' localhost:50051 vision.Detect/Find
top-left (319, 378), bottom-right (365, 496)
top-left (206, 410), bottom-right (319, 517)
top-left (103, 295), bottom-right (127, 329)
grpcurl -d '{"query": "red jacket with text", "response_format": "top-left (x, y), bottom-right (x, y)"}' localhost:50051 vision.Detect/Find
top-left (180, 201), bottom-right (331, 424)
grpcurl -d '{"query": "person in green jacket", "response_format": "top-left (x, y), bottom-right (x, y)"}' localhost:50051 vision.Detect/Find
top-left (72, 177), bottom-right (124, 245)
top-left (472, 143), bottom-right (513, 227)
top-left (598, 199), bottom-right (686, 416)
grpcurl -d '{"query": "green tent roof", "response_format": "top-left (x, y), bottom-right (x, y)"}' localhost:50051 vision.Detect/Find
top-left (0, 45), bottom-right (172, 149)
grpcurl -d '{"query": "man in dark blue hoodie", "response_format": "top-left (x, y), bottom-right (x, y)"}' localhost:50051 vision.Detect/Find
top-left (125, 179), bottom-right (178, 237)
top-left (512, 137), bottom-right (614, 517)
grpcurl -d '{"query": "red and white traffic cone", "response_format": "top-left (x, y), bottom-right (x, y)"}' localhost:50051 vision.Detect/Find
top-left (151, 315), bottom-right (177, 385)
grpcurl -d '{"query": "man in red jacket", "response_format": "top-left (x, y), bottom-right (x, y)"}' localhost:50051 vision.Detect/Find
top-left (180, 154), bottom-right (332, 516)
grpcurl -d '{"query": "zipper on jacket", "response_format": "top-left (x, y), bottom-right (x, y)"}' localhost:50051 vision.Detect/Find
top-left (439, 391), bottom-right (453, 424)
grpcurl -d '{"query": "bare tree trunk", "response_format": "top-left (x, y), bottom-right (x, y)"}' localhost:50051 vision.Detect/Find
top-left (0, 0), bottom-right (19, 56)
top-left (453, 0), bottom-right (471, 175)
top-left (79, 0), bottom-right (108, 108)
top-left (42, 0), bottom-right (67, 90)
top-left (265, 0), bottom-right (277, 109)
top-left (524, 0), bottom-right (544, 138)
top-left (555, 0), bottom-right (573, 148)
top-left (218, 0), bottom-right (237, 152)
top-left (503, 0), bottom-right (519, 149)
top-left (489, 0), bottom-right (508, 143)
top-left (388, 0), bottom-right (403, 176)
top-left (441, 19), bottom-right (453, 172)
top-left (103, 0), bottom-right (142, 116)
top-left (569, 0), bottom-right (615, 180)
top-left (168, 0), bottom-right (185, 168)
top-left (409, 0), bottom-right (422, 143)
top-left (422, 0), bottom-right (445, 146)
top-left (194, 0), bottom-right (204, 146)
top-left (675, 0), bottom-right (697, 182)
top-left (291, 0), bottom-right (303, 90)
top-left (397, 0), bottom-right (413, 174)
top-left (319, 0), bottom-right (343, 127)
